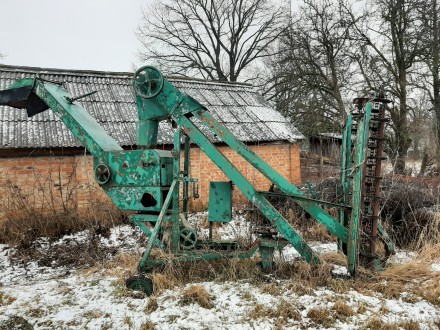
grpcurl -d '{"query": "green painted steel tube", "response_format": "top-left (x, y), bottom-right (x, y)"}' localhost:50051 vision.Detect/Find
top-left (347, 104), bottom-right (372, 275)
top-left (171, 131), bottom-right (182, 253)
top-left (35, 81), bottom-right (122, 157)
top-left (3, 79), bottom-right (123, 158)
top-left (130, 217), bottom-right (164, 249)
top-left (183, 135), bottom-right (190, 215)
top-left (191, 110), bottom-right (348, 242)
top-left (139, 180), bottom-right (177, 267)
top-left (339, 115), bottom-right (352, 252)
top-left (178, 116), bottom-right (320, 265)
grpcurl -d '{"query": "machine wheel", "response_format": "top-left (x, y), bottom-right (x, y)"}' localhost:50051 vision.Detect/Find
top-left (179, 227), bottom-right (197, 249)
top-left (94, 164), bottom-right (111, 185)
top-left (125, 275), bottom-right (154, 296)
top-left (133, 66), bottom-right (164, 99)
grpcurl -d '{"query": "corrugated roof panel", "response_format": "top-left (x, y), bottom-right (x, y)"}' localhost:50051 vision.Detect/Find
top-left (27, 108), bottom-right (59, 122)
top-left (235, 91), bottom-right (260, 106)
top-left (228, 106), bottom-right (255, 123)
top-left (181, 87), bottom-right (208, 105)
top-left (199, 89), bottom-right (223, 106)
top-left (0, 65), bottom-right (304, 149)
top-left (265, 122), bottom-right (303, 142)
top-left (246, 105), bottom-right (286, 122)
top-left (118, 102), bottom-right (138, 122)
top-left (208, 105), bottom-right (239, 123)
top-left (227, 91), bottom-right (247, 106)
top-left (214, 89), bottom-right (239, 106)
top-left (223, 123), bottom-right (252, 141)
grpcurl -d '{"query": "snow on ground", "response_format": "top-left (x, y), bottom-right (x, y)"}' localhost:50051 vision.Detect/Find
top-left (1, 214), bottom-right (439, 329)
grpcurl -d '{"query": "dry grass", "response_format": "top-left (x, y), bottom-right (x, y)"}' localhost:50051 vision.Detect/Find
top-left (151, 273), bottom-right (179, 294)
top-left (332, 299), bottom-right (354, 318)
top-left (0, 160), bottom-right (128, 248)
top-left (144, 257), bottom-right (262, 295)
top-left (363, 318), bottom-right (421, 330)
top-left (275, 299), bottom-right (301, 321)
top-left (307, 307), bottom-right (334, 327)
top-left (362, 317), bottom-right (397, 330)
top-left (248, 303), bottom-right (274, 319)
top-left (140, 321), bottom-right (156, 330)
top-left (375, 244), bottom-right (440, 306)
top-left (179, 285), bottom-right (214, 309)
top-left (0, 291), bottom-right (16, 306)
top-left (399, 321), bottom-right (421, 330)
top-left (261, 283), bottom-right (281, 296)
top-left (248, 299), bottom-right (300, 321)
top-left (145, 297), bottom-right (158, 313)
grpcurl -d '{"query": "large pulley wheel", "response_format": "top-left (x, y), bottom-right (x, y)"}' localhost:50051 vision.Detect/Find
top-left (94, 164), bottom-right (111, 185)
top-left (133, 66), bottom-right (164, 99)
top-left (125, 275), bottom-right (154, 296)
top-left (179, 227), bottom-right (197, 250)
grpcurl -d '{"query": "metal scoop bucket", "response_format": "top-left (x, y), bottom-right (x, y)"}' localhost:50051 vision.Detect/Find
top-left (0, 82), bottom-right (49, 117)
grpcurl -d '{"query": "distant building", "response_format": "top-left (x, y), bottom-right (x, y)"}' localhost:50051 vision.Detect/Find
top-left (0, 64), bottom-right (304, 219)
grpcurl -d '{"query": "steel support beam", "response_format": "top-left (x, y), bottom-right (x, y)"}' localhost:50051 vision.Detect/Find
top-left (178, 116), bottom-right (321, 265)
top-left (191, 110), bottom-right (348, 242)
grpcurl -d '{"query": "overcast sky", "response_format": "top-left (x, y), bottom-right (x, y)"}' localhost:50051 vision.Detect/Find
top-left (0, 0), bottom-right (147, 72)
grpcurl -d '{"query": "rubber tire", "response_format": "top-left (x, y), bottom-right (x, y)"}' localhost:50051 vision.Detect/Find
top-left (125, 275), bottom-right (153, 296)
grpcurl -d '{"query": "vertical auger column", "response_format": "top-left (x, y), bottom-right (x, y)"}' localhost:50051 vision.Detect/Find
top-left (346, 95), bottom-right (392, 274)
top-left (360, 96), bottom-right (390, 269)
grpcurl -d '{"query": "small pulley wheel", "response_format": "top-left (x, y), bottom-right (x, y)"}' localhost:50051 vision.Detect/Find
top-left (94, 164), bottom-right (111, 185)
top-left (125, 275), bottom-right (154, 296)
top-left (179, 227), bottom-right (197, 250)
top-left (133, 66), bottom-right (164, 99)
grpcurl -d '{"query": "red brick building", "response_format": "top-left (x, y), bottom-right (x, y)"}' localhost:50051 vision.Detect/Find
top-left (0, 65), bottom-right (304, 220)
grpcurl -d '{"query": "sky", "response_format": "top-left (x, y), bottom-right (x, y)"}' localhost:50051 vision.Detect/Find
top-left (0, 0), bottom-right (147, 72)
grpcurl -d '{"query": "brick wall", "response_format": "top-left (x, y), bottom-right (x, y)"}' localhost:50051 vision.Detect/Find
top-left (188, 142), bottom-right (301, 210)
top-left (0, 142), bottom-right (300, 220)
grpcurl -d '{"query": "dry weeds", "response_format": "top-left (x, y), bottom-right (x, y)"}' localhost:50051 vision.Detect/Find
top-left (332, 298), bottom-right (354, 318)
top-left (179, 285), bottom-right (214, 309)
top-left (307, 307), bottom-right (334, 327)
top-left (145, 298), bottom-right (158, 313)
top-left (261, 283), bottom-right (281, 296)
top-left (0, 291), bottom-right (16, 306)
top-left (140, 321), bottom-right (156, 330)
top-left (0, 160), bottom-right (128, 248)
top-left (399, 321), bottom-right (421, 330)
top-left (248, 299), bottom-right (300, 321)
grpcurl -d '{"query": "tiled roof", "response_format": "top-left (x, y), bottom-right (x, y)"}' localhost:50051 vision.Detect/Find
top-left (0, 64), bottom-right (304, 149)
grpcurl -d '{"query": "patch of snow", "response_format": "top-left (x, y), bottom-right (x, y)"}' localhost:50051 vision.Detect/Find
top-left (1, 216), bottom-right (439, 329)
top-left (389, 249), bottom-right (417, 264)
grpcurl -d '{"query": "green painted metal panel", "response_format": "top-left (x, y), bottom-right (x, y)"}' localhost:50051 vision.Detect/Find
top-left (136, 120), bottom-right (159, 148)
top-left (208, 181), bottom-right (233, 222)
top-left (97, 150), bottom-right (172, 186)
top-left (105, 186), bottom-right (164, 211)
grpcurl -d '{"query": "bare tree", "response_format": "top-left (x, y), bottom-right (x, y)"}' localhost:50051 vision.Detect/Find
top-left (417, 0), bottom-right (440, 155)
top-left (351, 0), bottom-right (426, 173)
top-left (271, 0), bottom-right (359, 137)
top-left (137, 0), bottom-right (285, 82)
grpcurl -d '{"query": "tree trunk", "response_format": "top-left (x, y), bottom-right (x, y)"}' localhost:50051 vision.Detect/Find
top-left (393, 61), bottom-right (411, 174)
